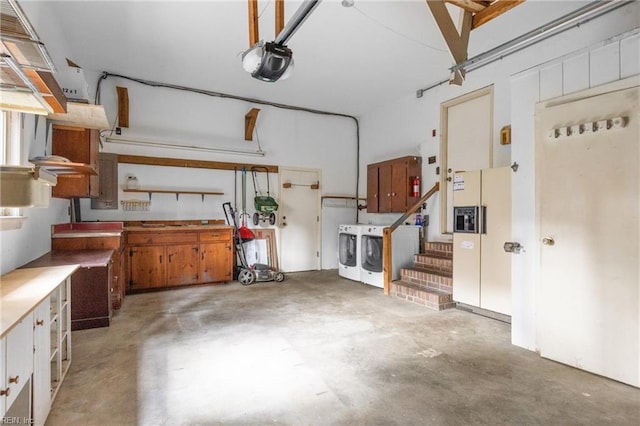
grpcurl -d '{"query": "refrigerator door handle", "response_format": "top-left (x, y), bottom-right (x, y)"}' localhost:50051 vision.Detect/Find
top-left (480, 205), bottom-right (487, 234)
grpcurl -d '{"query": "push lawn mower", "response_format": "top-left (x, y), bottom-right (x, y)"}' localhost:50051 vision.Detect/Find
top-left (223, 201), bottom-right (285, 285)
top-left (251, 166), bottom-right (279, 226)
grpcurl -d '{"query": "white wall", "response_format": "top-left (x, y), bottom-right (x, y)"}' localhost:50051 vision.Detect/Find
top-left (358, 4), bottom-right (639, 350)
top-left (79, 77), bottom-right (358, 270)
top-left (0, 115), bottom-right (71, 274)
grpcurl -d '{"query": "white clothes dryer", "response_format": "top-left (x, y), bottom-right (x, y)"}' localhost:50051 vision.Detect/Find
top-left (360, 225), bottom-right (419, 288)
top-left (337, 224), bottom-right (361, 281)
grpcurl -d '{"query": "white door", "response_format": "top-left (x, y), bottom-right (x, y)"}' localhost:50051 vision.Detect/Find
top-left (441, 87), bottom-right (493, 233)
top-left (278, 168), bottom-right (321, 272)
top-left (536, 83), bottom-right (639, 387)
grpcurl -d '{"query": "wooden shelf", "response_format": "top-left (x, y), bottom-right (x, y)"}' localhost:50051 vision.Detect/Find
top-left (321, 195), bottom-right (367, 210)
top-left (30, 160), bottom-right (97, 176)
top-left (321, 195), bottom-right (366, 201)
top-left (123, 188), bottom-right (224, 201)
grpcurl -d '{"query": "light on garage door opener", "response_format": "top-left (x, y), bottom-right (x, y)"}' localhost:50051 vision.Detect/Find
top-left (241, 0), bottom-right (321, 82)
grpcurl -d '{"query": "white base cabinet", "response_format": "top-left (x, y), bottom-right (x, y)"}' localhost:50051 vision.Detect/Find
top-left (1, 266), bottom-right (74, 426)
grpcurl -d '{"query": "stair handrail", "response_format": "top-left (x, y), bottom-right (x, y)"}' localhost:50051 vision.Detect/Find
top-left (383, 182), bottom-right (440, 295)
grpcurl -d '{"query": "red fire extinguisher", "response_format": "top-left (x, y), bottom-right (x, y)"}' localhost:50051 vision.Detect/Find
top-left (412, 176), bottom-right (420, 197)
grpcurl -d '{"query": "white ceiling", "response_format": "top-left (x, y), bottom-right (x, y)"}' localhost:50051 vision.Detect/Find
top-left (22, 1), bottom-right (591, 116)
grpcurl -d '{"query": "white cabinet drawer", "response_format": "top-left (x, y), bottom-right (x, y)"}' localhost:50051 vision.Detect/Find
top-left (5, 312), bottom-right (34, 409)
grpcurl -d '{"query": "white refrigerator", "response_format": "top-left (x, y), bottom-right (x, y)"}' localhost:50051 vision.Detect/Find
top-left (452, 167), bottom-right (512, 316)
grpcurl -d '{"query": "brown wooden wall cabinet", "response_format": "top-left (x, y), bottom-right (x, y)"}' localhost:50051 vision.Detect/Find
top-left (52, 125), bottom-right (99, 198)
top-left (367, 156), bottom-right (422, 213)
top-left (126, 227), bottom-right (233, 291)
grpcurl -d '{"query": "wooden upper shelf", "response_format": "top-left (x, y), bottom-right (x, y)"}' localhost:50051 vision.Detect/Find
top-left (29, 160), bottom-right (97, 176)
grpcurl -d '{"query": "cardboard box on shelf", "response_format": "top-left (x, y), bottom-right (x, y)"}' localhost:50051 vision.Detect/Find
top-left (55, 58), bottom-right (90, 102)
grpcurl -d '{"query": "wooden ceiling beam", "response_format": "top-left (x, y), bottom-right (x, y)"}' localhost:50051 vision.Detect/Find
top-left (426, 0), bottom-right (472, 85)
top-left (472, 0), bottom-right (525, 29)
top-left (248, 0), bottom-right (259, 46)
top-left (445, 0), bottom-right (490, 14)
top-left (275, 0), bottom-right (285, 37)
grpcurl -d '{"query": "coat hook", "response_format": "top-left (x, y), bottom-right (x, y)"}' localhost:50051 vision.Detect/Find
top-left (511, 162), bottom-right (519, 172)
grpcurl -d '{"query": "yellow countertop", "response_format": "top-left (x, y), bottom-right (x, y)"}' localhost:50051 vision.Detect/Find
top-left (0, 265), bottom-right (78, 337)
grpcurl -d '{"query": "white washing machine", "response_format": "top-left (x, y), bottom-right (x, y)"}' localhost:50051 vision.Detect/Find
top-left (337, 224), bottom-right (361, 281)
top-left (360, 225), bottom-right (419, 288)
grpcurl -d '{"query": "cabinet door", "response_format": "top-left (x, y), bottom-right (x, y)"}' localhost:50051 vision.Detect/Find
top-left (378, 163), bottom-right (393, 212)
top-left (5, 312), bottom-right (34, 410)
top-left (129, 246), bottom-right (166, 289)
top-left (200, 242), bottom-right (233, 283)
top-left (167, 244), bottom-right (199, 286)
top-left (91, 153), bottom-right (118, 209)
top-left (390, 161), bottom-right (408, 212)
top-left (52, 126), bottom-right (99, 198)
top-left (33, 298), bottom-right (51, 425)
top-left (366, 165), bottom-right (379, 213)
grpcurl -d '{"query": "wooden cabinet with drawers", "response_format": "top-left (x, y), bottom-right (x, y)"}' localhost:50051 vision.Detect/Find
top-left (126, 227), bottom-right (233, 292)
top-left (367, 155), bottom-right (422, 213)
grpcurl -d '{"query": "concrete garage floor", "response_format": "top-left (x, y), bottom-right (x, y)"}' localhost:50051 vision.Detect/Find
top-left (46, 271), bottom-right (639, 426)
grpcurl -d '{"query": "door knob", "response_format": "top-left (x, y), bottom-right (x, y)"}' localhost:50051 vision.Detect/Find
top-left (542, 237), bottom-right (555, 246)
top-left (282, 216), bottom-right (287, 227)
top-left (446, 177), bottom-right (452, 182)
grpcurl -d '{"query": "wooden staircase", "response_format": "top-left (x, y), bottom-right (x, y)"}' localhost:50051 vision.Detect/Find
top-left (389, 241), bottom-right (455, 311)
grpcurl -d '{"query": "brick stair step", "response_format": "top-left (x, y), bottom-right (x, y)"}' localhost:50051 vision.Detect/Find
top-left (404, 265), bottom-right (453, 279)
top-left (423, 242), bottom-right (453, 256)
top-left (401, 267), bottom-right (453, 293)
top-left (418, 251), bottom-right (453, 260)
top-left (414, 254), bottom-right (453, 273)
top-left (390, 281), bottom-right (456, 311)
